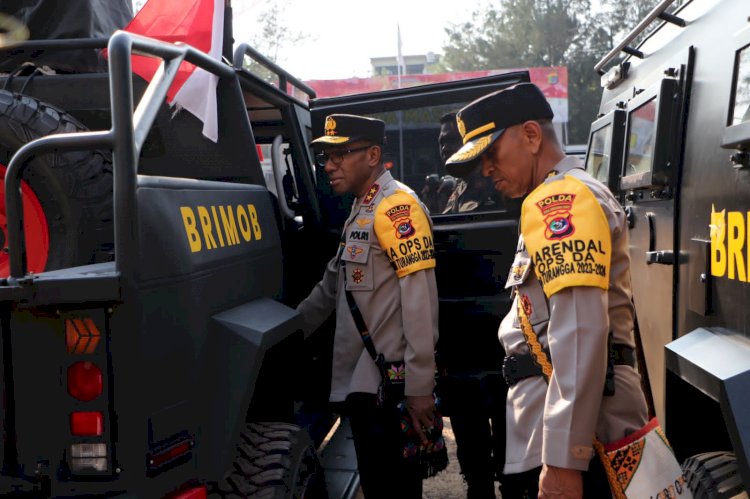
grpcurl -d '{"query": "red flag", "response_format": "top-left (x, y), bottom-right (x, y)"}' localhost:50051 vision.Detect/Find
top-left (122, 0), bottom-right (223, 141)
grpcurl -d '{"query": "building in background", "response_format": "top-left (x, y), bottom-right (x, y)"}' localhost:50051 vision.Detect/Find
top-left (370, 53), bottom-right (441, 76)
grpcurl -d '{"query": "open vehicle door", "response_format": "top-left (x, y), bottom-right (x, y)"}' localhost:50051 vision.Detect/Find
top-left (309, 72), bottom-right (531, 412)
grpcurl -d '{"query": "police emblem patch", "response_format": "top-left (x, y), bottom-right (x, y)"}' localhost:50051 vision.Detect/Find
top-left (547, 215), bottom-right (574, 239)
top-left (352, 268), bottom-right (364, 284)
top-left (385, 204), bottom-right (416, 239)
top-left (537, 193), bottom-right (576, 240)
top-left (395, 220), bottom-right (415, 238)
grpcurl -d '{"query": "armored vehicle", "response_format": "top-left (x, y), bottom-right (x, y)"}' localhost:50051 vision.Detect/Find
top-left (588, 0), bottom-right (750, 495)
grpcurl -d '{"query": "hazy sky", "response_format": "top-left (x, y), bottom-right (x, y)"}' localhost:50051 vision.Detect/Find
top-left (231, 0), bottom-right (478, 81)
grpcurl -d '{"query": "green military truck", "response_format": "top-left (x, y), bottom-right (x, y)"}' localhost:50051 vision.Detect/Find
top-left (0, 1), bottom-right (536, 497)
top-left (0, 2), bottom-right (337, 497)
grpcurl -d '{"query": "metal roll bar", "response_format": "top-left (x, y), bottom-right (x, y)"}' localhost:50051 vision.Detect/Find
top-left (233, 43), bottom-right (316, 98)
top-left (595, 0), bottom-right (686, 74)
top-left (5, 31), bottom-right (234, 279)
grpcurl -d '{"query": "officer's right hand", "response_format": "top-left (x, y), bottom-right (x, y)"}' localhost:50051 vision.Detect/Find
top-left (538, 464), bottom-right (583, 498)
top-left (405, 394), bottom-right (435, 445)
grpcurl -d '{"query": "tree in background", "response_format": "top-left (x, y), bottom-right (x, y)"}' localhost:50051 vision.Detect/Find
top-left (232, 0), bottom-right (311, 84)
top-left (440, 0), bottom-right (660, 144)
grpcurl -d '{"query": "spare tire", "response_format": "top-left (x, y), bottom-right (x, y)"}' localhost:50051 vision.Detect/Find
top-left (0, 89), bottom-right (113, 275)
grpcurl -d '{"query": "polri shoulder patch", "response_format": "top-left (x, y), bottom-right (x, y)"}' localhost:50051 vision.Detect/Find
top-left (521, 175), bottom-right (611, 296)
top-left (375, 189), bottom-right (435, 277)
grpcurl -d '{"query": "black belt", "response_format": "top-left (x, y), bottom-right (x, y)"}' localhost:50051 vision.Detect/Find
top-left (502, 343), bottom-right (636, 389)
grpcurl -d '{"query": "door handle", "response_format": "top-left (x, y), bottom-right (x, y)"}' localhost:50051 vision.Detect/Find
top-left (645, 250), bottom-right (674, 265)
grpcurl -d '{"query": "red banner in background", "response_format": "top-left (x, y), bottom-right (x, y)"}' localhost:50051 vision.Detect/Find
top-left (299, 66), bottom-right (569, 122)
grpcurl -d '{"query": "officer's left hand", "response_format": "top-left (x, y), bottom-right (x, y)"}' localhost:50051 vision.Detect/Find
top-left (538, 464), bottom-right (583, 498)
top-left (405, 394), bottom-right (435, 445)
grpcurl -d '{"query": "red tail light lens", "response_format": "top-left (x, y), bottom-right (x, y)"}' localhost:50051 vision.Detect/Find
top-left (164, 485), bottom-right (207, 499)
top-left (70, 411), bottom-right (103, 436)
top-left (67, 362), bottom-right (103, 401)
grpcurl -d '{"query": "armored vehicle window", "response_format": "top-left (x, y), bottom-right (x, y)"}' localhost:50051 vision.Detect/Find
top-left (586, 124), bottom-right (613, 183)
top-left (731, 45), bottom-right (750, 126)
top-left (620, 78), bottom-right (680, 190)
top-left (584, 109), bottom-right (625, 193)
top-left (625, 99), bottom-right (657, 178)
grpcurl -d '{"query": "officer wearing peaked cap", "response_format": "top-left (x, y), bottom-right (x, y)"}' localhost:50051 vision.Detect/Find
top-left (297, 114), bottom-right (440, 498)
top-left (447, 84), bottom-right (649, 498)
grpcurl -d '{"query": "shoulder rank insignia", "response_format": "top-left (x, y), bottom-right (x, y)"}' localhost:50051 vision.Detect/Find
top-left (363, 183), bottom-right (380, 205)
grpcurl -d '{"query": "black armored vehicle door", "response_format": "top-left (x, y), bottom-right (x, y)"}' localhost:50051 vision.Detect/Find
top-left (589, 4), bottom-right (696, 442)
top-left (309, 72), bottom-right (534, 400)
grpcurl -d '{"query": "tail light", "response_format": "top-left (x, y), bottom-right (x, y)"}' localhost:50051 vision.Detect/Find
top-left (70, 412), bottom-right (104, 436)
top-left (164, 484), bottom-right (207, 499)
top-left (67, 362), bottom-right (103, 401)
top-left (64, 315), bottom-right (110, 475)
top-left (69, 443), bottom-right (108, 472)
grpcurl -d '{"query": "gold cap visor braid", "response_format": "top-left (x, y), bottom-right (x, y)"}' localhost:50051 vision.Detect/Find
top-left (311, 135), bottom-right (351, 145)
top-left (445, 130), bottom-right (504, 177)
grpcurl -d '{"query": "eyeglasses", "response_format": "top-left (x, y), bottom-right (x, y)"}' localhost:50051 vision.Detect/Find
top-left (315, 145), bottom-right (373, 167)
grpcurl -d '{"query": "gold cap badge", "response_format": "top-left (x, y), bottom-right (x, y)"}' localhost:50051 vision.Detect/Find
top-left (324, 116), bottom-right (337, 136)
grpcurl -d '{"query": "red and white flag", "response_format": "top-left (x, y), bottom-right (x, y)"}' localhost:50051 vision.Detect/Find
top-left (122, 0), bottom-right (224, 142)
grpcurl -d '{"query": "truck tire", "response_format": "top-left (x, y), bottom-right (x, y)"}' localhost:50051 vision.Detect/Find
top-left (211, 422), bottom-right (327, 499)
top-left (682, 451), bottom-right (748, 498)
top-left (0, 89), bottom-right (113, 276)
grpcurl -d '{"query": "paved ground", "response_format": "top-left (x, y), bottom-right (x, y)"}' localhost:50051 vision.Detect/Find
top-left (353, 419), bottom-right (470, 499)
top-left (422, 419), bottom-right (468, 498)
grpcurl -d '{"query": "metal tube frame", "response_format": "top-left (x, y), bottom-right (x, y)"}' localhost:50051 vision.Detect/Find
top-left (232, 43), bottom-right (316, 99)
top-left (0, 38), bottom-right (109, 55)
top-left (594, 0), bottom-right (683, 74)
top-left (4, 30), bottom-right (234, 279)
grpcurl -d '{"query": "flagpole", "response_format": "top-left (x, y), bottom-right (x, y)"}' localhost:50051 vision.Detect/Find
top-left (396, 24), bottom-right (404, 182)
top-left (397, 24), bottom-right (403, 89)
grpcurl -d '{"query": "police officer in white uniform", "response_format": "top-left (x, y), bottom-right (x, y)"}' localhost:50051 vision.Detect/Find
top-left (446, 84), bottom-right (649, 498)
top-left (296, 114), bottom-right (440, 498)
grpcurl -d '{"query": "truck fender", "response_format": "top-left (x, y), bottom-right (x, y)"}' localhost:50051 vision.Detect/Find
top-left (665, 327), bottom-right (750, 487)
top-left (196, 297), bottom-right (302, 481)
